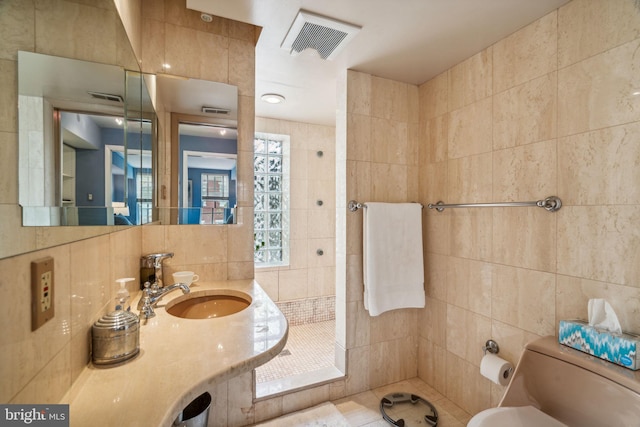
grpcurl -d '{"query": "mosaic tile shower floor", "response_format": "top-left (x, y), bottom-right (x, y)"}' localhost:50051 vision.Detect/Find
top-left (255, 320), bottom-right (335, 383)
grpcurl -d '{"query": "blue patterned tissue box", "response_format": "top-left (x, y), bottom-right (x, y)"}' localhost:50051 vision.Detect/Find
top-left (559, 320), bottom-right (640, 370)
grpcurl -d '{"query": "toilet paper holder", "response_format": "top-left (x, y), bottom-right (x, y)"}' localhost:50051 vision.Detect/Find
top-left (483, 339), bottom-right (500, 355)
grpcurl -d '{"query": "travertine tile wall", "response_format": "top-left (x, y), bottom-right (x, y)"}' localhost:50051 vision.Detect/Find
top-left (342, 71), bottom-right (421, 394)
top-left (254, 117), bottom-right (336, 305)
top-left (417, 0), bottom-right (640, 416)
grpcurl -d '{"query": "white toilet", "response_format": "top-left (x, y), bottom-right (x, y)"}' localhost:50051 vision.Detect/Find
top-left (467, 336), bottom-right (640, 427)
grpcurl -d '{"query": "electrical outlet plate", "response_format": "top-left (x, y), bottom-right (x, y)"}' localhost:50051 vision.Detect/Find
top-left (31, 256), bottom-right (54, 331)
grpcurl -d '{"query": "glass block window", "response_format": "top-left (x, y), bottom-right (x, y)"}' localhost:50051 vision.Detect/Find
top-left (254, 133), bottom-right (290, 267)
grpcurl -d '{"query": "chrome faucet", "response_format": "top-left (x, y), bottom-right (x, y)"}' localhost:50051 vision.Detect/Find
top-left (138, 281), bottom-right (190, 318)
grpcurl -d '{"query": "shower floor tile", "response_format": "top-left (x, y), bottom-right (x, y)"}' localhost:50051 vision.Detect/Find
top-left (256, 320), bottom-right (335, 384)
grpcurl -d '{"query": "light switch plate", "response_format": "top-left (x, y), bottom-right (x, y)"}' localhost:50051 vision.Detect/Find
top-left (31, 256), bottom-right (55, 331)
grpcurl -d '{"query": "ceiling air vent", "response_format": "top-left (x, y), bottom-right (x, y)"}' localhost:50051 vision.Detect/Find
top-left (87, 91), bottom-right (124, 103)
top-left (201, 106), bottom-right (230, 115)
top-left (281, 10), bottom-right (361, 60)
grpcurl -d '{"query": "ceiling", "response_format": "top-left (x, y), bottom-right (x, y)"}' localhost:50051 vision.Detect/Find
top-left (186, 0), bottom-right (569, 126)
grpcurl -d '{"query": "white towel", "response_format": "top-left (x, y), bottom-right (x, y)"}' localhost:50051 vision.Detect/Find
top-left (363, 202), bottom-right (425, 316)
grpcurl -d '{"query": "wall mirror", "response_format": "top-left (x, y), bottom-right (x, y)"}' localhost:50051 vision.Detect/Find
top-left (156, 75), bottom-right (238, 225)
top-left (18, 51), bottom-right (155, 226)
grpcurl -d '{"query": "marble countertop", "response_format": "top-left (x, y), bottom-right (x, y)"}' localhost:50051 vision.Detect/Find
top-left (63, 280), bottom-right (288, 427)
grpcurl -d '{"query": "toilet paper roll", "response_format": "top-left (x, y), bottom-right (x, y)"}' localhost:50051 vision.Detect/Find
top-left (480, 353), bottom-right (513, 386)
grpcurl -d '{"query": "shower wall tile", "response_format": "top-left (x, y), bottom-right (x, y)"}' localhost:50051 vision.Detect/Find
top-left (492, 208), bottom-right (556, 272)
top-left (419, 161), bottom-right (447, 207)
top-left (558, 38), bottom-right (640, 137)
top-left (370, 163), bottom-right (407, 202)
top-left (492, 265), bottom-right (556, 336)
top-left (448, 98), bottom-right (492, 159)
top-left (424, 252), bottom-right (448, 301)
top-left (278, 268), bottom-right (308, 301)
top-left (419, 71), bottom-right (448, 120)
top-left (424, 212), bottom-right (450, 256)
top-left (447, 153), bottom-right (492, 203)
top-left (446, 257), bottom-right (492, 317)
top-left (347, 70), bottom-right (371, 116)
top-left (371, 117), bottom-right (408, 164)
top-left (423, 114), bottom-right (449, 164)
top-left (558, 0), bottom-right (640, 68)
top-left (556, 275), bottom-right (640, 334)
top-left (347, 113), bottom-right (372, 162)
top-left (448, 209), bottom-right (492, 262)
top-left (492, 73), bottom-right (557, 150)
top-left (492, 139), bottom-right (557, 202)
top-left (371, 76), bottom-right (409, 122)
top-left (558, 122), bottom-right (640, 205)
top-left (557, 206), bottom-right (640, 286)
top-left (448, 48), bottom-right (493, 111)
top-left (492, 11), bottom-right (557, 93)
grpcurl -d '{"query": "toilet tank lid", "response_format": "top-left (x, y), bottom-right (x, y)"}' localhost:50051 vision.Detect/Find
top-left (527, 336), bottom-right (640, 395)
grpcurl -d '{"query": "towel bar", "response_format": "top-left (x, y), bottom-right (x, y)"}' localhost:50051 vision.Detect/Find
top-left (348, 200), bottom-right (424, 212)
top-left (427, 196), bottom-right (562, 212)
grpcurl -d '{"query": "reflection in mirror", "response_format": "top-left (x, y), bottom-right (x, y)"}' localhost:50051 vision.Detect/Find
top-left (156, 75), bottom-right (239, 225)
top-left (176, 122), bottom-right (237, 225)
top-left (17, 52), bottom-right (155, 226)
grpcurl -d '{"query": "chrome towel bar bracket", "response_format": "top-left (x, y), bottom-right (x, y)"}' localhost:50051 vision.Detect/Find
top-left (427, 196), bottom-right (562, 213)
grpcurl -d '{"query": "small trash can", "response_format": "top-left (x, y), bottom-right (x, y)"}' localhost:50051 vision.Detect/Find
top-left (173, 392), bottom-right (212, 427)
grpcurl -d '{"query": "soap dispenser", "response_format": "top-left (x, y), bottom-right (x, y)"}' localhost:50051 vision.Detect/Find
top-left (115, 277), bottom-right (135, 311)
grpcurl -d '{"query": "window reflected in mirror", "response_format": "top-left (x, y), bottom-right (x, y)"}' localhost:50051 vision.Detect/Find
top-left (174, 121), bottom-right (237, 225)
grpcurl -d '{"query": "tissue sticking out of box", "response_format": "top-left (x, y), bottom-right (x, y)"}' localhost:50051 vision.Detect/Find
top-left (588, 299), bottom-right (622, 334)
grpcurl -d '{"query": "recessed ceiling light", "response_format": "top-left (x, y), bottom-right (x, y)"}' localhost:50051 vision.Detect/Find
top-left (261, 93), bottom-right (285, 104)
top-left (201, 13), bottom-right (213, 23)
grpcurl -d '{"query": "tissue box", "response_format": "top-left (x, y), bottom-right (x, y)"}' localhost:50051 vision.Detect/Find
top-left (558, 320), bottom-right (640, 370)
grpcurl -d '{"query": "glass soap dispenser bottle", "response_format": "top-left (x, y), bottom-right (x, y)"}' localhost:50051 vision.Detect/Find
top-left (115, 277), bottom-right (135, 311)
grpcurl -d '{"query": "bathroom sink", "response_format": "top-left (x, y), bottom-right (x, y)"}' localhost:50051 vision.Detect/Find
top-left (166, 290), bottom-right (251, 319)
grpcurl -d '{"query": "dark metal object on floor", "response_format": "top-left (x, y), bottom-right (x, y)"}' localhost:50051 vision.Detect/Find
top-left (380, 392), bottom-right (439, 427)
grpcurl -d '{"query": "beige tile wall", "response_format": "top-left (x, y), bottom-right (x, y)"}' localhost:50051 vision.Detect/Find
top-left (253, 117), bottom-right (336, 304)
top-left (416, 0), bottom-right (640, 416)
top-left (342, 70), bottom-right (421, 395)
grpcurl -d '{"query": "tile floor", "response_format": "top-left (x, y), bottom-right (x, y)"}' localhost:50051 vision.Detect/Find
top-left (255, 320), bottom-right (336, 383)
top-left (333, 377), bottom-right (472, 427)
